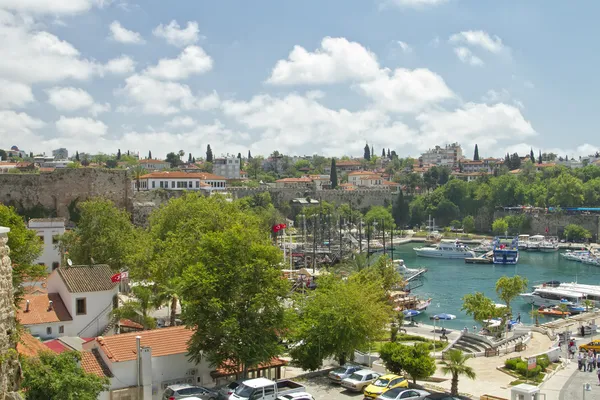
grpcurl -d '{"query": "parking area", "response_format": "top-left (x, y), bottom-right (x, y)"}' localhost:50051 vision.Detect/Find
top-left (299, 375), bottom-right (368, 400)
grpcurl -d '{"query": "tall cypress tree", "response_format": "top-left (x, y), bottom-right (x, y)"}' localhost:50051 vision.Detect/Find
top-left (530, 148), bottom-right (535, 162)
top-left (371, 145), bottom-right (374, 159)
top-left (148, 150), bottom-right (152, 159)
top-left (364, 143), bottom-right (371, 161)
top-left (206, 145), bottom-right (213, 162)
top-left (188, 153), bottom-right (192, 163)
top-left (538, 150), bottom-right (542, 164)
top-left (473, 144), bottom-right (479, 161)
top-left (248, 150), bottom-right (252, 159)
top-left (117, 149), bottom-right (121, 160)
top-left (330, 158), bottom-right (338, 189)
top-left (237, 153), bottom-right (242, 159)
top-left (75, 151), bottom-right (80, 161)
top-left (387, 148), bottom-right (391, 159)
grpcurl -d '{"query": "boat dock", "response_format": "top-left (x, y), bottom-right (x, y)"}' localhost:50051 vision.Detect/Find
top-left (405, 268), bottom-right (428, 282)
top-left (465, 250), bottom-right (493, 264)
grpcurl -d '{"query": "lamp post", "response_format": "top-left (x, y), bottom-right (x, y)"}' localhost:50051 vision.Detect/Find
top-left (583, 383), bottom-right (592, 399)
top-left (382, 218), bottom-right (386, 255)
top-left (358, 219), bottom-right (363, 254)
top-left (339, 216), bottom-right (343, 260)
top-left (312, 215), bottom-right (317, 273)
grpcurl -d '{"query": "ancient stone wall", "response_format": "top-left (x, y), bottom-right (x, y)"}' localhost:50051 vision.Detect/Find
top-left (494, 210), bottom-right (600, 240)
top-left (0, 227), bottom-right (23, 400)
top-left (0, 169), bottom-right (131, 222)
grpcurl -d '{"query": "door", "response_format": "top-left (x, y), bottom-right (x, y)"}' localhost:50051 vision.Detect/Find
top-left (263, 385), bottom-right (276, 400)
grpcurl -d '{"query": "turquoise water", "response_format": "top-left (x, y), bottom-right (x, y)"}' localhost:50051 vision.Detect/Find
top-left (388, 243), bottom-right (600, 329)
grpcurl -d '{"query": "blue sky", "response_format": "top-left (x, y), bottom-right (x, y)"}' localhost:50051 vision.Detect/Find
top-left (0, 0), bottom-right (598, 160)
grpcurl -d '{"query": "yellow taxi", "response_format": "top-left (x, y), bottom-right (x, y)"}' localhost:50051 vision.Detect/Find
top-left (579, 340), bottom-right (600, 352)
top-left (362, 374), bottom-right (408, 399)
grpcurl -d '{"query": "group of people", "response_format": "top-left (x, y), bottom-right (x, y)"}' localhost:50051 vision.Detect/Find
top-left (577, 347), bottom-right (600, 383)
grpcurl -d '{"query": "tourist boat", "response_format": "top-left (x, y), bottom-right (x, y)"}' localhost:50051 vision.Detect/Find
top-left (561, 250), bottom-right (590, 262)
top-left (520, 287), bottom-right (584, 307)
top-left (414, 239), bottom-right (476, 259)
top-left (492, 236), bottom-right (519, 265)
top-left (415, 298), bottom-right (432, 311)
top-left (518, 235), bottom-right (530, 250)
top-left (391, 291), bottom-right (432, 312)
top-left (540, 237), bottom-right (559, 252)
top-left (540, 282), bottom-right (600, 303)
top-left (525, 235), bottom-right (545, 251)
top-left (538, 306), bottom-right (570, 317)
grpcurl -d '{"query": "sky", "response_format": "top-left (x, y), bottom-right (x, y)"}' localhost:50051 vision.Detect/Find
top-left (0, 0), bottom-right (599, 160)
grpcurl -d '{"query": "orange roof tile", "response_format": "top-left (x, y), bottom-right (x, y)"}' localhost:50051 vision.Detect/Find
top-left (212, 357), bottom-right (287, 378)
top-left (276, 177), bottom-right (312, 183)
top-left (17, 293), bottom-right (73, 325)
top-left (17, 332), bottom-right (50, 357)
top-left (138, 159), bottom-right (170, 164)
top-left (96, 326), bottom-right (192, 362)
top-left (140, 171), bottom-right (226, 180)
top-left (336, 160), bottom-right (362, 167)
top-left (383, 181), bottom-right (400, 186)
top-left (119, 319), bottom-right (144, 330)
top-left (360, 175), bottom-right (382, 180)
top-left (81, 349), bottom-right (113, 378)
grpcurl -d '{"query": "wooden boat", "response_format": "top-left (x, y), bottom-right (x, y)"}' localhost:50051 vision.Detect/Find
top-left (538, 306), bottom-right (571, 316)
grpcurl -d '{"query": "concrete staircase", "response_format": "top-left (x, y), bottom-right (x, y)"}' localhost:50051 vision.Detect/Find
top-left (452, 335), bottom-right (493, 354)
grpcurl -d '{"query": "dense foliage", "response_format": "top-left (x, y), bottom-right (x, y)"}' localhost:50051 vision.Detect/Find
top-left (379, 342), bottom-right (437, 383)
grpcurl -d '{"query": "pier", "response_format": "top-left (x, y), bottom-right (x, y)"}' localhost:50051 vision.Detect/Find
top-left (465, 250), bottom-right (494, 264)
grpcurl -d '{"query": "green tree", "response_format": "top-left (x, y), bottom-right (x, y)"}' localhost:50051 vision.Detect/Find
top-left (0, 205), bottom-right (44, 300)
top-left (538, 150), bottom-right (542, 164)
top-left (492, 218), bottom-right (509, 235)
top-left (21, 351), bottom-right (109, 400)
top-left (247, 156), bottom-right (264, 180)
top-left (583, 178), bottom-right (600, 205)
top-left (462, 215), bottom-right (475, 233)
top-left (440, 349), bottom-right (476, 396)
top-left (352, 255), bottom-right (403, 293)
top-left (180, 223), bottom-right (288, 377)
top-left (364, 206), bottom-right (394, 228)
top-left (206, 144), bottom-right (213, 162)
top-left (473, 144), bottom-right (479, 161)
top-left (131, 165), bottom-right (147, 192)
top-left (530, 308), bottom-right (540, 326)
top-left (364, 143), bottom-right (371, 161)
top-left (289, 275), bottom-right (391, 370)
top-left (148, 150), bottom-right (152, 159)
top-left (117, 149), bottom-right (121, 160)
top-left (0, 148), bottom-right (7, 160)
top-left (530, 148), bottom-right (535, 163)
top-left (461, 292), bottom-right (502, 326)
top-left (165, 152), bottom-right (180, 168)
top-left (105, 159), bottom-right (118, 168)
top-left (58, 199), bottom-right (146, 271)
top-left (330, 158), bottom-right (338, 189)
top-left (547, 173), bottom-right (584, 206)
top-left (111, 285), bottom-right (158, 329)
top-left (392, 190), bottom-right (409, 226)
top-left (564, 224), bottom-right (592, 241)
top-left (495, 275), bottom-right (528, 312)
top-left (379, 342), bottom-right (436, 384)
top-left (75, 151), bottom-right (80, 161)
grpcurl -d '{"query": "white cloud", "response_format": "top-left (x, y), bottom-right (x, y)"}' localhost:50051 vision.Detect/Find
top-left (196, 91), bottom-right (220, 110)
top-left (0, 110), bottom-right (45, 140)
top-left (453, 47), bottom-right (484, 66)
top-left (143, 45), bottom-right (213, 80)
top-left (384, 0), bottom-right (449, 9)
top-left (153, 20), bottom-right (201, 47)
top-left (0, 0), bottom-right (94, 15)
top-left (524, 80), bottom-right (535, 89)
top-left (357, 68), bottom-right (455, 113)
top-left (396, 41), bottom-right (413, 53)
top-left (103, 55), bottom-right (136, 75)
top-left (482, 89), bottom-right (510, 103)
top-left (46, 87), bottom-right (94, 111)
top-left (0, 11), bottom-right (97, 84)
top-left (89, 102), bottom-right (111, 116)
top-left (267, 37), bottom-right (381, 85)
top-left (109, 21), bottom-right (145, 44)
top-left (165, 116), bottom-right (197, 129)
top-left (512, 100), bottom-right (525, 109)
top-left (55, 116), bottom-right (108, 137)
top-left (0, 80), bottom-right (34, 108)
top-left (449, 30), bottom-right (506, 53)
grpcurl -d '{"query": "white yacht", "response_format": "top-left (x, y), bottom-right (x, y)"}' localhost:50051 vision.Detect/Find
top-left (414, 240), bottom-right (476, 259)
top-left (561, 250), bottom-right (590, 261)
top-left (518, 235), bottom-right (530, 250)
top-left (540, 237), bottom-right (559, 252)
top-left (520, 287), bottom-right (584, 307)
top-left (526, 235), bottom-right (545, 251)
top-left (538, 282), bottom-right (600, 303)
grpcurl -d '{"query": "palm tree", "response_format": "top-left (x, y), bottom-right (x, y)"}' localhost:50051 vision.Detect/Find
top-left (558, 303), bottom-right (569, 319)
top-left (530, 309), bottom-right (541, 326)
top-left (583, 299), bottom-right (594, 313)
top-left (131, 165), bottom-right (147, 192)
top-left (111, 285), bottom-right (157, 330)
top-left (333, 253), bottom-right (369, 275)
top-left (440, 349), bottom-right (476, 396)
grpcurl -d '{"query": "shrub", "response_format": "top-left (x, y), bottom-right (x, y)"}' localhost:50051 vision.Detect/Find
top-left (505, 358), bottom-right (520, 371)
top-left (536, 354), bottom-right (550, 371)
top-left (515, 361), bottom-right (528, 376)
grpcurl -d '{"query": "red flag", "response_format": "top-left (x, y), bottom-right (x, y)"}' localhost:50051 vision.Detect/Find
top-left (272, 225), bottom-right (281, 233)
top-left (545, 227), bottom-right (549, 233)
top-left (281, 223), bottom-right (287, 229)
top-left (111, 273), bottom-right (122, 283)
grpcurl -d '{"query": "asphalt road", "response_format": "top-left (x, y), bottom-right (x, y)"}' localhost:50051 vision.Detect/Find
top-left (301, 375), bottom-right (367, 400)
top-left (561, 368), bottom-right (600, 400)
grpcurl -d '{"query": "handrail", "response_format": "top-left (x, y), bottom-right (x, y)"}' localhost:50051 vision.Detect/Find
top-left (77, 301), bottom-right (114, 336)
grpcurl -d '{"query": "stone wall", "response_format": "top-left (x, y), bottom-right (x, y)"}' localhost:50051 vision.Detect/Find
top-left (0, 227), bottom-right (23, 400)
top-left (494, 210), bottom-right (600, 240)
top-left (0, 169), bottom-right (131, 222)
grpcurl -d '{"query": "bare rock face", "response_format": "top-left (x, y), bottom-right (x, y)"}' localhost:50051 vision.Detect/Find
top-left (0, 227), bottom-right (23, 400)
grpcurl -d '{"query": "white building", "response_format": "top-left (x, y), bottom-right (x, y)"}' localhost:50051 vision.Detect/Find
top-left (348, 171), bottom-right (383, 187)
top-left (138, 159), bottom-right (171, 171)
top-left (81, 327), bottom-right (287, 400)
top-left (136, 172), bottom-right (227, 191)
top-left (52, 148), bottom-right (69, 159)
top-left (213, 156), bottom-right (241, 179)
top-left (420, 143), bottom-right (463, 167)
top-left (28, 218), bottom-right (65, 272)
top-left (18, 265), bottom-right (119, 340)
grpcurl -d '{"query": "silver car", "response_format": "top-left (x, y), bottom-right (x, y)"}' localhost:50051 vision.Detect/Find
top-left (217, 380), bottom-right (243, 400)
top-left (163, 384), bottom-right (218, 400)
top-left (341, 369), bottom-right (380, 392)
top-left (327, 364), bottom-right (363, 384)
top-left (377, 388), bottom-right (431, 400)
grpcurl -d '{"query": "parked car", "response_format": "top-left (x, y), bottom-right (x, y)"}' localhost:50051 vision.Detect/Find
top-left (376, 388), bottom-right (430, 400)
top-left (217, 380), bottom-right (243, 400)
top-left (423, 394), bottom-right (472, 400)
top-left (341, 369), bottom-right (380, 392)
top-left (363, 374), bottom-right (409, 399)
top-left (163, 384), bottom-right (218, 400)
top-left (229, 378), bottom-right (305, 400)
top-left (327, 364), bottom-right (363, 384)
top-left (275, 392), bottom-right (315, 400)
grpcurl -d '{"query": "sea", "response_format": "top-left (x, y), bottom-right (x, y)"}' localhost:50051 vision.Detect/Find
top-left (387, 243), bottom-right (600, 329)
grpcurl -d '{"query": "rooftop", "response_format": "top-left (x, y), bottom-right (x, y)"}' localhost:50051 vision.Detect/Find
top-left (18, 293), bottom-right (73, 325)
top-left (81, 349), bottom-right (113, 378)
top-left (17, 332), bottom-right (51, 357)
top-left (276, 177), bottom-right (313, 183)
top-left (54, 265), bottom-right (118, 293)
top-left (95, 326), bottom-right (192, 362)
top-left (139, 171), bottom-right (226, 180)
top-left (138, 158), bottom-right (169, 164)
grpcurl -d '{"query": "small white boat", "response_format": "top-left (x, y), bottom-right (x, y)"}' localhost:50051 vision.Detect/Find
top-left (540, 237), bottom-right (559, 252)
top-left (526, 235), bottom-right (545, 251)
top-left (518, 235), bottom-right (530, 250)
top-left (561, 250), bottom-right (590, 261)
top-left (414, 240), bottom-right (476, 259)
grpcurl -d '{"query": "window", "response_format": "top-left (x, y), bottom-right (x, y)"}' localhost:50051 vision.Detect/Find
top-left (52, 262), bottom-right (59, 270)
top-left (228, 160), bottom-right (232, 164)
top-left (76, 298), bottom-right (87, 315)
top-left (59, 326), bottom-right (64, 334)
top-left (46, 327), bottom-right (52, 335)
top-left (52, 235), bottom-right (60, 244)
top-left (171, 181), bottom-right (175, 188)
top-left (263, 386), bottom-right (274, 397)
top-left (160, 181), bottom-right (164, 188)
top-left (152, 181), bottom-right (155, 188)
top-left (37, 235), bottom-right (44, 243)
top-left (189, 181), bottom-right (192, 188)
top-left (195, 181), bottom-right (199, 188)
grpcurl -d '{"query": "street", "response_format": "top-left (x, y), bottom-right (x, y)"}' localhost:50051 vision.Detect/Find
top-left (561, 366), bottom-right (600, 400)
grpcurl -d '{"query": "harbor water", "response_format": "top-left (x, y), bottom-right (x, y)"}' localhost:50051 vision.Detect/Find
top-left (389, 243), bottom-right (600, 330)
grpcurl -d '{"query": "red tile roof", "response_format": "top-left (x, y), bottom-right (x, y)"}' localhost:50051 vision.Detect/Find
top-left (276, 177), bottom-right (312, 183)
top-left (140, 172), bottom-right (226, 180)
top-left (44, 339), bottom-right (71, 354)
top-left (138, 159), bottom-right (169, 164)
top-left (17, 293), bottom-right (73, 325)
top-left (17, 332), bottom-right (50, 357)
top-left (96, 326), bottom-right (192, 362)
top-left (211, 358), bottom-right (287, 378)
top-left (119, 319), bottom-right (144, 330)
top-left (81, 349), bottom-right (113, 378)
top-left (336, 160), bottom-right (362, 167)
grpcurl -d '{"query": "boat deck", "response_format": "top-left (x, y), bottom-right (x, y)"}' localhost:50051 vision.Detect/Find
top-left (465, 250), bottom-right (493, 264)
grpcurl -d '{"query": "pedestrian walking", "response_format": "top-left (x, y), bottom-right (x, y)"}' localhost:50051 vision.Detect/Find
top-left (590, 353), bottom-right (596, 372)
top-left (579, 352), bottom-right (585, 371)
top-left (517, 313), bottom-right (521, 323)
top-left (473, 325), bottom-right (477, 333)
top-left (597, 367), bottom-right (600, 385)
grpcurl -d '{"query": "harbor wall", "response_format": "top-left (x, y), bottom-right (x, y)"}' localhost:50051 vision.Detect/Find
top-left (494, 210), bottom-right (600, 240)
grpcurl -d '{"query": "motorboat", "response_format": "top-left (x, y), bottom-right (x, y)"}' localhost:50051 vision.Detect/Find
top-left (526, 235), bottom-right (545, 251)
top-left (538, 306), bottom-right (570, 317)
top-left (391, 259), bottom-right (427, 283)
top-left (492, 236), bottom-right (519, 265)
top-left (518, 235), bottom-right (529, 250)
top-left (414, 240), bottom-right (476, 259)
top-left (520, 287), bottom-right (584, 307)
top-left (472, 240), bottom-right (493, 253)
top-left (415, 298), bottom-right (432, 311)
top-left (561, 250), bottom-right (590, 262)
top-left (540, 237), bottom-right (559, 252)
top-left (539, 282), bottom-right (600, 303)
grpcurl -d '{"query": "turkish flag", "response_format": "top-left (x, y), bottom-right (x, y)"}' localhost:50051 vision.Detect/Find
top-left (111, 273), bottom-right (122, 283)
top-left (272, 225), bottom-right (281, 233)
top-left (280, 223), bottom-right (287, 229)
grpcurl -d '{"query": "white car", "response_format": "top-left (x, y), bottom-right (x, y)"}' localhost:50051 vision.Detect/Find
top-left (276, 393), bottom-right (315, 400)
top-left (341, 369), bottom-right (380, 392)
top-left (376, 388), bottom-right (430, 400)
